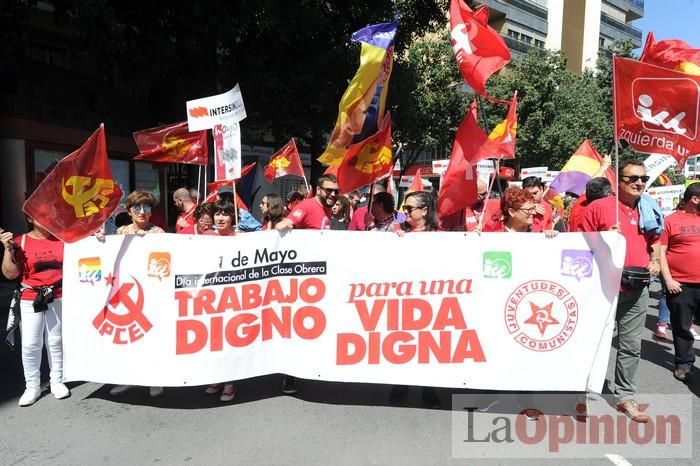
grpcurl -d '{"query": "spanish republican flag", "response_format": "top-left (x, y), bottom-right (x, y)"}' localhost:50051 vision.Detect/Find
top-left (336, 113), bottom-right (393, 194)
top-left (23, 124), bottom-right (123, 243)
top-left (133, 121), bottom-right (208, 165)
top-left (548, 140), bottom-right (614, 196)
top-left (317, 21), bottom-right (396, 166)
top-left (264, 139), bottom-right (304, 183)
top-left (640, 32), bottom-right (700, 75)
top-left (450, 0), bottom-right (510, 96)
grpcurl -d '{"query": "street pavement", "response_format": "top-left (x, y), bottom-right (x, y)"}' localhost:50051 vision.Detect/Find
top-left (0, 282), bottom-right (698, 465)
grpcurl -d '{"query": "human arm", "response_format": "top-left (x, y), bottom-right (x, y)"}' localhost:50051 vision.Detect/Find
top-left (275, 218), bottom-right (294, 232)
top-left (648, 242), bottom-right (661, 277)
top-left (658, 244), bottom-right (681, 294)
top-left (591, 153), bottom-right (612, 179)
top-left (1, 230), bottom-right (21, 280)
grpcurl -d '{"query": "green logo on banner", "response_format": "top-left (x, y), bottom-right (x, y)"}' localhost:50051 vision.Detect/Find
top-left (483, 252), bottom-right (512, 279)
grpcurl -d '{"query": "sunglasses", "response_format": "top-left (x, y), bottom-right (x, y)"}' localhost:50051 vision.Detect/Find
top-left (321, 187), bottom-right (339, 195)
top-left (131, 204), bottom-right (152, 213)
top-left (620, 175), bottom-right (650, 183)
top-left (404, 205), bottom-right (425, 213)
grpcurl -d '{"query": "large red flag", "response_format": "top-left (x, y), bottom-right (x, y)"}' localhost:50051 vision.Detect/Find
top-left (23, 125), bottom-right (123, 243)
top-left (264, 139), bottom-right (305, 182)
top-left (450, 0), bottom-right (511, 96)
top-left (336, 113), bottom-right (393, 194)
top-left (640, 32), bottom-right (700, 75)
top-left (437, 101), bottom-right (488, 218)
top-left (407, 168), bottom-right (424, 193)
top-left (614, 56), bottom-right (700, 168)
top-left (133, 121), bottom-right (208, 165)
top-left (474, 93), bottom-right (518, 160)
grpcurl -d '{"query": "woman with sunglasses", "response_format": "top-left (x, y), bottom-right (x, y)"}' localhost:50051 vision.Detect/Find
top-left (483, 187), bottom-right (558, 237)
top-left (116, 191), bottom-right (165, 236)
top-left (260, 193), bottom-right (285, 231)
top-left (110, 190), bottom-right (165, 399)
top-left (399, 191), bottom-right (439, 233)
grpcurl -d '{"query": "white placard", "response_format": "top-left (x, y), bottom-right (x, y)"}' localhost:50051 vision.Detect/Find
top-left (186, 84), bottom-right (247, 131)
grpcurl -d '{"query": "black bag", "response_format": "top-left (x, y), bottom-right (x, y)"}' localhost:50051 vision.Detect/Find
top-left (32, 285), bottom-right (55, 313)
top-left (5, 285), bottom-right (22, 349)
top-left (621, 266), bottom-right (650, 290)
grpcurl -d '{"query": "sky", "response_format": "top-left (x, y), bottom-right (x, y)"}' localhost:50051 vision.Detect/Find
top-left (633, 0), bottom-right (700, 52)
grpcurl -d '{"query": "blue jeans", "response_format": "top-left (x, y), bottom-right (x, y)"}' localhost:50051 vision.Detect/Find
top-left (658, 283), bottom-right (670, 325)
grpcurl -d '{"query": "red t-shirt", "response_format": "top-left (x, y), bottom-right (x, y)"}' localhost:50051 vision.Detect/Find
top-left (287, 198), bottom-right (332, 230)
top-left (178, 224), bottom-right (196, 235)
top-left (568, 195), bottom-right (588, 233)
top-left (661, 210), bottom-right (700, 283)
top-left (17, 234), bottom-right (64, 301)
top-left (580, 196), bottom-right (658, 269)
top-left (176, 205), bottom-right (197, 233)
top-left (463, 200), bottom-right (500, 232)
top-left (532, 201), bottom-right (554, 232)
top-left (349, 205), bottom-right (368, 231)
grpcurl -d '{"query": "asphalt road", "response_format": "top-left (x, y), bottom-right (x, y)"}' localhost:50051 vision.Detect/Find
top-left (0, 283), bottom-right (698, 465)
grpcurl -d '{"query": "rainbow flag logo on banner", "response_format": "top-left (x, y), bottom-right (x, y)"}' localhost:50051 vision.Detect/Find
top-left (78, 257), bottom-right (102, 285)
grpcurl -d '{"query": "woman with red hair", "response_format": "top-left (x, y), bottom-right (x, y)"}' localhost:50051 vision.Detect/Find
top-left (483, 187), bottom-right (558, 237)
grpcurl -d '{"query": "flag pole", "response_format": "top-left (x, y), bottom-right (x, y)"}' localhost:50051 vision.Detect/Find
top-left (612, 55), bottom-right (620, 227)
top-left (232, 179), bottom-right (240, 232)
top-left (196, 165), bottom-right (202, 204)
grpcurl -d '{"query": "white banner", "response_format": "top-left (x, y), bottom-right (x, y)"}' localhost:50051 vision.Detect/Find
top-left (186, 84), bottom-right (247, 131)
top-left (432, 159), bottom-right (449, 175)
top-left (643, 153), bottom-right (676, 189)
top-left (213, 122), bottom-right (241, 181)
top-left (520, 166), bottom-right (549, 181)
top-left (646, 184), bottom-right (684, 215)
top-left (477, 160), bottom-right (495, 181)
top-left (63, 232), bottom-right (624, 392)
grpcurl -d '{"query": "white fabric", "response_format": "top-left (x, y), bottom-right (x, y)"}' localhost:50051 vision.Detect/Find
top-left (20, 298), bottom-right (63, 388)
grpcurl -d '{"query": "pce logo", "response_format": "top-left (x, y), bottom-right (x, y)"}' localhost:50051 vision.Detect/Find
top-left (93, 277), bottom-right (152, 344)
top-left (147, 252), bottom-right (171, 281)
top-left (78, 257), bottom-right (102, 285)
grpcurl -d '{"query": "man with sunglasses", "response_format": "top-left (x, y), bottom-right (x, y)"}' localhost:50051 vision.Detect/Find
top-left (580, 160), bottom-right (661, 423)
top-left (275, 174), bottom-right (337, 232)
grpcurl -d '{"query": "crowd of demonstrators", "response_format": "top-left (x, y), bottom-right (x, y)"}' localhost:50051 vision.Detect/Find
top-left (260, 193), bottom-right (285, 230)
top-left (659, 183), bottom-right (700, 383)
top-left (1, 219), bottom-right (69, 406)
top-left (579, 160), bottom-right (661, 423)
top-left (330, 196), bottom-right (351, 230)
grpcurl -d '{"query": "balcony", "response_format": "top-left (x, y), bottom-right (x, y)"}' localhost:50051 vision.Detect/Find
top-left (503, 36), bottom-right (542, 55)
top-left (500, 0), bottom-right (548, 20)
top-left (600, 12), bottom-right (642, 42)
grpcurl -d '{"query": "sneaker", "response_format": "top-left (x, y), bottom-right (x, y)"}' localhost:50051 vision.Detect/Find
top-left (282, 376), bottom-right (298, 395)
top-left (109, 385), bottom-right (133, 396)
top-left (691, 326), bottom-right (700, 341)
top-left (654, 324), bottom-right (670, 340)
top-left (51, 383), bottom-right (70, 400)
top-left (204, 384), bottom-right (221, 395)
top-left (18, 387), bottom-right (42, 407)
top-left (149, 386), bottom-right (164, 398)
top-left (616, 399), bottom-right (650, 423)
top-left (674, 367), bottom-right (691, 383)
top-left (220, 383), bottom-right (236, 402)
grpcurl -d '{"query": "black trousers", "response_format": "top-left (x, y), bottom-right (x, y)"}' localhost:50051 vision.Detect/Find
top-left (667, 283), bottom-right (700, 371)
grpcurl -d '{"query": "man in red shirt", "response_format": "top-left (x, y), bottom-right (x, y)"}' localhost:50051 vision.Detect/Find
top-left (580, 160), bottom-right (660, 423)
top-left (173, 188), bottom-right (197, 232)
top-left (348, 183), bottom-right (385, 231)
top-left (522, 176), bottom-right (553, 232)
top-left (569, 177), bottom-right (613, 232)
top-left (659, 183), bottom-right (700, 383)
top-left (276, 174), bottom-right (338, 231)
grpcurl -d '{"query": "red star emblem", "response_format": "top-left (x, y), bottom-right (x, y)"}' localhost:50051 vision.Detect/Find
top-left (104, 273), bottom-right (117, 287)
top-left (523, 302), bottom-right (559, 336)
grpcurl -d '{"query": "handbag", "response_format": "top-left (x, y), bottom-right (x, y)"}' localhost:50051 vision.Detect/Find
top-left (621, 266), bottom-right (650, 290)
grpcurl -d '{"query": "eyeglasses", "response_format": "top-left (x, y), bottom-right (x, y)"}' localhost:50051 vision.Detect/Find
top-left (404, 205), bottom-right (425, 214)
top-left (131, 204), bottom-right (152, 213)
top-left (320, 187), bottom-right (339, 196)
top-left (620, 175), bottom-right (650, 183)
top-left (518, 207), bottom-right (536, 215)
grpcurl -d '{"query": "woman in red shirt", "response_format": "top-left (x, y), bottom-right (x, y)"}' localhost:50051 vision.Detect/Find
top-left (1, 219), bottom-right (70, 406)
top-left (483, 187), bottom-right (558, 237)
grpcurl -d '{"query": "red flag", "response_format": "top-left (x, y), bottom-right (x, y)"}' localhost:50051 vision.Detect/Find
top-left (23, 125), bottom-right (123, 243)
top-left (264, 139), bottom-right (305, 182)
top-left (205, 162), bottom-right (256, 210)
top-left (450, 0), bottom-right (510, 96)
top-left (408, 168), bottom-right (424, 193)
top-left (640, 32), bottom-right (700, 75)
top-left (437, 101), bottom-right (488, 218)
top-left (475, 93), bottom-right (518, 160)
top-left (323, 165), bottom-right (339, 176)
top-left (133, 121), bottom-right (208, 165)
top-left (336, 113), bottom-right (393, 194)
top-left (613, 56), bottom-right (700, 168)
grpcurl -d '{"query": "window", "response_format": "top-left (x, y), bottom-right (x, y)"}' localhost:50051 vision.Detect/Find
top-left (507, 29), bottom-right (519, 40)
top-left (27, 42), bottom-right (69, 69)
top-left (599, 37), bottom-right (606, 48)
top-left (535, 39), bottom-right (544, 49)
